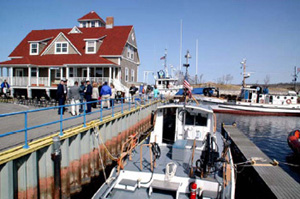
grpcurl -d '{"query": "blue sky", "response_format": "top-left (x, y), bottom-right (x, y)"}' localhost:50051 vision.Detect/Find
top-left (0, 0), bottom-right (299, 84)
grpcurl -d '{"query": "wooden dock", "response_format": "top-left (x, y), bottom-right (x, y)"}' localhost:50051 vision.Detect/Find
top-left (222, 124), bottom-right (300, 199)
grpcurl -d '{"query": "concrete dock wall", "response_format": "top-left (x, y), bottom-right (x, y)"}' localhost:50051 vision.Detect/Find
top-left (0, 102), bottom-right (158, 199)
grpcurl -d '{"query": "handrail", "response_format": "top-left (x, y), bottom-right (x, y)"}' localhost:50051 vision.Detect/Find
top-left (0, 95), bottom-right (157, 149)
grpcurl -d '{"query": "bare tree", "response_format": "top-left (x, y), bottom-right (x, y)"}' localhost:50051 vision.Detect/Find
top-left (264, 75), bottom-right (270, 86)
top-left (225, 74), bottom-right (233, 84)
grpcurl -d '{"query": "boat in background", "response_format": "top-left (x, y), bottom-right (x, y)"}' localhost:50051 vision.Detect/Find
top-left (200, 59), bottom-right (300, 116)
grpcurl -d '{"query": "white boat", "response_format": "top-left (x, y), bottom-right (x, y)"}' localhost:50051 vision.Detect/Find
top-left (92, 102), bottom-right (236, 199)
top-left (207, 87), bottom-right (300, 116)
top-left (155, 74), bottom-right (183, 97)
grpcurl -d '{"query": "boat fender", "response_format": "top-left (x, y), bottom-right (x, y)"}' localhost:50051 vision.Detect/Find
top-left (190, 182), bottom-right (197, 199)
top-left (286, 99), bottom-right (292, 104)
top-left (151, 143), bottom-right (161, 159)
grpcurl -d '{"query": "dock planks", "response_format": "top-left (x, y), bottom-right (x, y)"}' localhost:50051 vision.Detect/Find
top-left (223, 124), bottom-right (300, 199)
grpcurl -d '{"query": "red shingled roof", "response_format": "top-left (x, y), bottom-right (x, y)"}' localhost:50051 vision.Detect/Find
top-left (78, 11), bottom-right (105, 24)
top-left (0, 25), bottom-right (133, 66)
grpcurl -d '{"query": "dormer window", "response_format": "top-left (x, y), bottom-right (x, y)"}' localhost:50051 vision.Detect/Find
top-left (91, 21), bottom-right (95, 27)
top-left (55, 42), bottom-right (68, 54)
top-left (82, 22), bottom-right (86, 28)
top-left (86, 41), bottom-right (96, 54)
top-left (127, 45), bottom-right (134, 60)
top-left (30, 43), bottom-right (39, 55)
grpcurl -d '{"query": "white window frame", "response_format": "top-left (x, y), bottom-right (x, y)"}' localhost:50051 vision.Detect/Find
top-left (31, 67), bottom-right (37, 77)
top-left (131, 69), bottom-right (135, 82)
top-left (127, 45), bottom-right (134, 60)
top-left (55, 42), bottom-right (68, 54)
top-left (30, 43), bottom-right (39, 55)
top-left (82, 68), bottom-right (87, 78)
top-left (85, 41), bottom-right (96, 54)
top-left (55, 69), bottom-right (61, 79)
top-left (125, 67), bottom-right (129, 82)
top-left (16, 69), bottom-right (24, 77)
top-left (69, 67), bottom-right (77, 77)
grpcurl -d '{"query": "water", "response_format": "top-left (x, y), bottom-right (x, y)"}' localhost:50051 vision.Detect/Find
top-left (216, 113), bottom-right (300, 183)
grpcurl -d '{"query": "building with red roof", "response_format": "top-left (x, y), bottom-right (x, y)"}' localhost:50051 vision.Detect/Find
top-left (0, 11), bottom-right (140, 99)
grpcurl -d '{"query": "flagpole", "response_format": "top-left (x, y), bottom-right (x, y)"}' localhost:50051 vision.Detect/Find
top-left (179, 20), bottom-right (183, 71)
top-left (195, 39), bottom-right (198, 84)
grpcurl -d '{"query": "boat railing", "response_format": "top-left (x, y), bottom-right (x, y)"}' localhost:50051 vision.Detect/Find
top-left (0, 96), bottom-right (158, 150)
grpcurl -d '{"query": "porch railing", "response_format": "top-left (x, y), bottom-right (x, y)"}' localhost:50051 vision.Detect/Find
top-left (13, 77), bottom-right (28, 86)
top-left (68, 77), bottom-right (110, 84)
top-left (30, 77), bottom-right (49, 87)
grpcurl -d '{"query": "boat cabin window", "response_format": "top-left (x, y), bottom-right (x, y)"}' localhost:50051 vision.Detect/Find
top-left (185, 112), bottom-right (207, 126)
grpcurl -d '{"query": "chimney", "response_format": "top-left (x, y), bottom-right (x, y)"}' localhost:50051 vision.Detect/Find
top-left (106, 17), bottom-right (114, 29)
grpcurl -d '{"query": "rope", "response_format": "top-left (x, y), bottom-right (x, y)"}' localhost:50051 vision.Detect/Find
top-left (92, 125), bottom-right (107, 182)
top-left (92, 122), bottom-right (118, 161)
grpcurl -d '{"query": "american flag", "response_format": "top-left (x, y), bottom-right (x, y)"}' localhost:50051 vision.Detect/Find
top-left (183, 76), bottom-right (192, 97)
top-left (160, 56), bottom-right (166, 60)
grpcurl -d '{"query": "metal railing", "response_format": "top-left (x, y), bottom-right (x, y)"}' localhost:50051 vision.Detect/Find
top-left (0, 96), bottom-right (157, 149)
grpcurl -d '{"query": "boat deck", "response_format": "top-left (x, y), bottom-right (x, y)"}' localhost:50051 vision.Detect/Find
top-left (222, 124), bottom-right (300, 199)
top-left (94, 132), bottom-right (228, 199)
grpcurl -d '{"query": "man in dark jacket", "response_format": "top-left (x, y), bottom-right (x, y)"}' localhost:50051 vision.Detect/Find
top-left (85, 80), bottom-right (93, 113)
top-left (56, 79), bottom-right (67, 115)
top-left (129, 84), bottom-right (137, 102)
top-left (79, 81), bottom-right (86, 112)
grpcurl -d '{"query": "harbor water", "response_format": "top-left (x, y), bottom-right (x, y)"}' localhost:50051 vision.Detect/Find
top-left (216, 113), bottom-right (300, 183)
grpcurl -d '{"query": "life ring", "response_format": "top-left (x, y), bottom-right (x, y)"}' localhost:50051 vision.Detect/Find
top-left (286, 99), bottom-right (292, 104)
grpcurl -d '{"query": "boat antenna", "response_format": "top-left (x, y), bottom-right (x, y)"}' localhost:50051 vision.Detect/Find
top-left (292, 66), bottom-right (299, 92)
top-left (164, 49), bottom-right (168, 77)
top-left (183, 50), bottom-right (191, 106)
top-left (240, 59), bottom-right (247, 88)
top-left (181, 50), bottom-right (191, 140)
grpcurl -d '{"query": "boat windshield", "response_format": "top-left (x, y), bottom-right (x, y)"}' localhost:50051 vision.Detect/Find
top-left (185, 112), bottom-right (207, 126)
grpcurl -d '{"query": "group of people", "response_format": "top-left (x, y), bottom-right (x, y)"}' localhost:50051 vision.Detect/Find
top-left (129, 83), bottom-right (160, 101)
top-left (56, 79), bottom-right (115, 116)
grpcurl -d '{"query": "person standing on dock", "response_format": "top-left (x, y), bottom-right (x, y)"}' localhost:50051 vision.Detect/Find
top-left (153, 85), bottom-right (159, 100)
top-left (129, 84), bottom-right (137, 102)
top-left (100, 81), bottom-right (112, 108)
top-left (85, 80), bottom-right (93, 113)
top-left (79, 80), bottom-right (86, 113)
top-left (110, 83), bottom-right (116, 107)
top-left (56, 79), bottom-right (68, 115)
top-left (92, 82), bottom-right (99, 108)
top-left (1, 79), bottom-right (10, 96)
top-left (69, 81), bottom-right (80, 116)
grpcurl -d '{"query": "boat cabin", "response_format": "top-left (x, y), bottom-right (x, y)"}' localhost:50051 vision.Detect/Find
top-left (150, 104), bottom-right (215, 149)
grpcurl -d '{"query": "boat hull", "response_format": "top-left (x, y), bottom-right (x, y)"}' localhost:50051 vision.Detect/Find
top-left (287, 130), bottom-right (300, 154)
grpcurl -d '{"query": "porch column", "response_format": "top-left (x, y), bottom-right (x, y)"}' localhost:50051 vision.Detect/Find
top-left (9, 67), bottom-right (13, 86)
top-left (87, 66), bottom-right (90, 79)
top-left (113, 66), bottom-right (116, 81)
top-left (37, 67), bottom-right (39, 86)
top-left (109, 66), bottom-right (112, 85)
top-left (28, 66), bottom-right (31, 86)
top-left (48, 68), bottom-right (51, 87)
top-left (60, 67), bottom-right (63, 80)
top-left (66, 66), bottom-right (69, 80)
